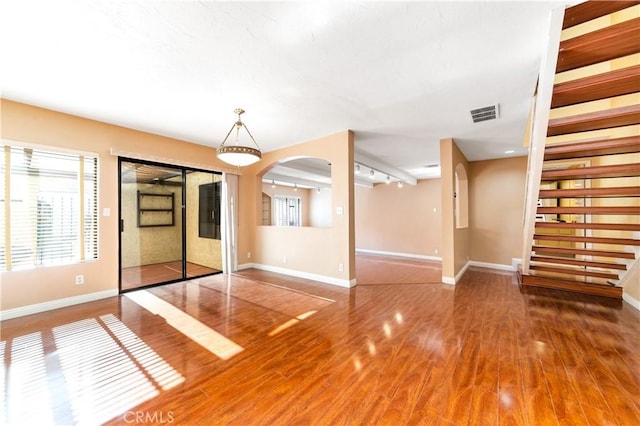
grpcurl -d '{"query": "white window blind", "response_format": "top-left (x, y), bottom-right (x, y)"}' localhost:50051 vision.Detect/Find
top-left (1, 145), bottom-right (98, 271)
top-left (274, 195), bottom-right (301, 227)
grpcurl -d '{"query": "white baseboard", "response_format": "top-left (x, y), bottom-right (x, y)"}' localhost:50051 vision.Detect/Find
top-left (356, 248), bottom-right (442, 262)
top-left (442, 261), bottom-right (472, 285)
top-left (512, 258), bottom-right (523, 271)
top-left (240, 263), bottom-right (356, 288)
top-left (237, 262), bottom-right (254, 271)
top-left (0, 289), bottom-right (119, 321)
top-left (623, 292), bottom-right (640, 311)
top-left (469, 259), bottom-right (522, 271)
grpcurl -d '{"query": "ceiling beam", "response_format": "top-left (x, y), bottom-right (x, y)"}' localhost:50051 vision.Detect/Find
top-left (354, 151), bottom-right (417, 185)
top-left (262, 173), bottom-right (332, 190)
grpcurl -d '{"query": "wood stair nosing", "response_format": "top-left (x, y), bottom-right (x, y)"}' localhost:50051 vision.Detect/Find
top-left (521, 273), bottom-right (622, 299)
top-left (562, 1), bottom-right (640, 30)
top-left (529, 264), bottom-right (620, 280)
top-left (540, 162), bottom-right (640, 179)
top-left (537, 206), bottom-right (640, 215)
top-left (538, 186), bottom-right (640, 198)
top-left (530, 255), bottom-right (628, 270)
top-left (551, 64), bottom-right (640, 108)
top-left (543, 135), bottom-right (640, 160)
top-left (532, 245), bottom-right (636, 259)
top-left (533, 233), bottom-right (640, 246)
top-left (547, 104), bottom-right (640, 137)
top-left (556, 17), bottom-right (640, 73)
top-left (534, 222), bottom-right (640, 231)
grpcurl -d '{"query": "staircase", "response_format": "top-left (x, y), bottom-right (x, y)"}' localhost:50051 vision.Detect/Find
top-left (520, 1), bottom-right (640, 299)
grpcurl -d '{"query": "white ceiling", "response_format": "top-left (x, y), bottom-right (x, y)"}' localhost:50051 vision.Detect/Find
top-left (2, 1), bottom-right (571, 184)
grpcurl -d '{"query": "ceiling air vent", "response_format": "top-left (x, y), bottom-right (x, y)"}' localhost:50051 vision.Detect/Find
top-left (470, 104), bottom-right (499, 123)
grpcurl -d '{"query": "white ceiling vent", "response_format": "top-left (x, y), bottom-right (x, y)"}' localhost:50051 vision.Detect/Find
top-left (470, 104), bottom-right (499, 123)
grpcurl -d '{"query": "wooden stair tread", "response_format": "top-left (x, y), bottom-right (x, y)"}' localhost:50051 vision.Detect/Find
top-left (547, 104), bottom-right (640, 136)
top-left (541, 162), bottom-right (640, 179)
top-left (562, 1), bottom-right (640, 29)
top-left (534, 222), bottom-right (640, 231)
top-left (521, 273), bottom-right (622, 299)
top-left (532, 245), bottom-right (636, 259)
top-left (533, 233), bottom-right (640, 245)
top-left (557, 17), bottom-right (640, 73)
top-left (529, 264), bottom-right (620, 280)
top-left (543, 135), bottom-right (640, 160)
top-left (531, 255), bottom-right (628, 270)
top-left (552, 64), bottom-right (640, 108)
top-left (538, 186), bottom-right (640, 198)
top-left (537, 206), bottom-right (640, 215)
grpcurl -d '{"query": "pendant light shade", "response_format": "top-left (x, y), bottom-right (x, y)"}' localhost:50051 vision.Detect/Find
top-left (216, 108), bottom-right (262, 167)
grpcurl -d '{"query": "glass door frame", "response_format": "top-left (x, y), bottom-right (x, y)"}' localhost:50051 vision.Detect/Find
top-left (118, 157), bottom-right (223, 293)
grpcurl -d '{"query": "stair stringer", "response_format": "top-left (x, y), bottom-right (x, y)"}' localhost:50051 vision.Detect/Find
top-left (522, 7), bottom-right (566, 275)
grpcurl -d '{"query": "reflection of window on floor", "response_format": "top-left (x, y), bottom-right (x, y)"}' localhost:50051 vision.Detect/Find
top-left (274, 195), bottom-right (301, 227)
top-left (2, 314), bottom-right (184, 425)
top-left (1, 145), bottom-right (98, 271)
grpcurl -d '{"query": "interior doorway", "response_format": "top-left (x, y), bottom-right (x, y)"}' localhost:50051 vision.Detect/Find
top-left (119, 158), bottom-right (223, 291)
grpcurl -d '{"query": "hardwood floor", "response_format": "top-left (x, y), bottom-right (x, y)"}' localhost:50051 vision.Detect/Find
top-left (2, 253), bottom-right (639, 425)
top-left (121, 261), bottom-right (220, 290)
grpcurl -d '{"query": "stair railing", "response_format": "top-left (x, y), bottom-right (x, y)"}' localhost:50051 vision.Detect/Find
top-left (521, 6), bottom-right (566, 274)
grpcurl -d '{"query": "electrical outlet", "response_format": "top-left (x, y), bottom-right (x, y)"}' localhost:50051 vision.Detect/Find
top-left (283, 256), bottom-right (287, 264)
top-left (435, 249), bottom-right (439, 254)
top-left (338, 263), bottom-right (344, 272)
top-left (247, 252), bottom-right (252, 259)
top-left (75, 275), bottom-right (84, 285)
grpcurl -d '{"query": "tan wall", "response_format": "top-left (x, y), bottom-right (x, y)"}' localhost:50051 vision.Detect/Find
top-left (239, 131), bottom-right (355, 283)
top-left (469, 156), bottom-right (527, 265)
top-left (185, 172), bottom-right (223, 270)
top-left (0, 99), bottom-right (231, 310)
top-left (440, 138), bottom-right (470, 280)
top-left (355, 179), bottom-right (441, 257)
top-left (309, 188), bottom-right (332, 228)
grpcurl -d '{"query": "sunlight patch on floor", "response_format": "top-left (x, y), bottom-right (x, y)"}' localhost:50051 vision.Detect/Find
top-left (267, 310), bottom-right (318, 337)
top-left (3, 332), bottom-right (56, 425)
top-left (2, 315), bottom-right (185, 426)
top-left (125, 290), bottom-right (244, 360)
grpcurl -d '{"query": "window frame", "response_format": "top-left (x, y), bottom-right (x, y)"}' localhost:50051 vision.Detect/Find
top-left (273, 195), bottom-right (302, 227)
top-left (1, 141), bottom-right (99, 272)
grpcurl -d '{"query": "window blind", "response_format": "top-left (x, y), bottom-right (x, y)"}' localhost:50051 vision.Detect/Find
top-left (1, 145), bottom-right (98, 271)
top-left (274, 195), bottom-right (301, 227)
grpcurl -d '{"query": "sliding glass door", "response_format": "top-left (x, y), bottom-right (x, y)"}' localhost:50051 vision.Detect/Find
top-left (119, 159), bottom-right (222, 291)
top-left (185, 170), bottom-right (223, 278)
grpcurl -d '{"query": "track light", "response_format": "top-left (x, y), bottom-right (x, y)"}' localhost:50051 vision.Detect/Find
top-left (386, 175), bottom-right (391, 184)
top-left (397, 181), bottom-right (403, 188)
top-left (271, 179), bottom-right (275, 188)
top-left (370, 169), bottom-right (375, 179)
top-left (294, 183), bottom-right (298, 191)
top-left (355, 163), bottom-right (360, 174)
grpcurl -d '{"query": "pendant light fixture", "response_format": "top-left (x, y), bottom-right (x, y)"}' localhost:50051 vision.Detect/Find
top-left (216, 108), bottom-right (262, 167)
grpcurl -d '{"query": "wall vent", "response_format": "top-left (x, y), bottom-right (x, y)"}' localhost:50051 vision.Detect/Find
top-left (470, 104), bottom-right (499, 123)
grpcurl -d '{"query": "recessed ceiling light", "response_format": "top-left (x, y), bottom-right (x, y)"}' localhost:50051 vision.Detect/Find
top-left (504, 150), bottom-right (515, 154)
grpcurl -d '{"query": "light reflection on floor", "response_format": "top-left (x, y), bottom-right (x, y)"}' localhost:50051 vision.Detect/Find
top-left (125, 290), bottom-right (244, 360)
top-left (1, 315), bottom-right (184, 426)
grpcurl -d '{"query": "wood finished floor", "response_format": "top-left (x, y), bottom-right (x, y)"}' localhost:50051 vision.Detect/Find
top-left (2, 253), bottom-right (639, 425)
top-left (121, 261), bottom-right (220, 290)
